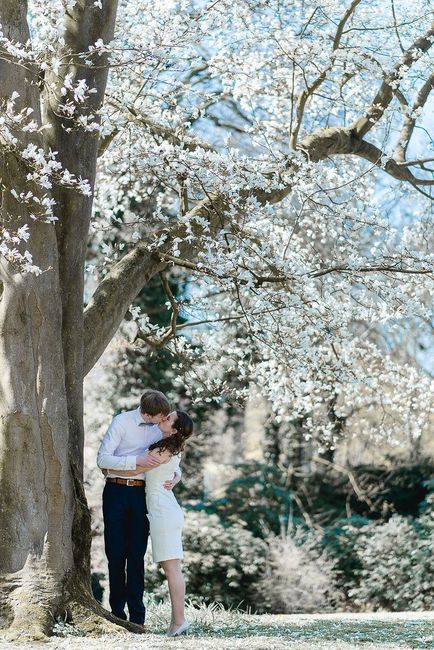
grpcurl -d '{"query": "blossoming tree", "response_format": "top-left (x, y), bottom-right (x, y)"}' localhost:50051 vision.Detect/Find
top-left (0, 0), bottom-right (433, 638)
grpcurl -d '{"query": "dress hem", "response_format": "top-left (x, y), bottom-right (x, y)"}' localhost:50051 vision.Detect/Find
top-left (152, 554), bottom-right (184, 563)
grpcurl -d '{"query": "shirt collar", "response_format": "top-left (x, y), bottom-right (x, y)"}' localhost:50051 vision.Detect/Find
top-left (134, 407), bottom-right (147, 426)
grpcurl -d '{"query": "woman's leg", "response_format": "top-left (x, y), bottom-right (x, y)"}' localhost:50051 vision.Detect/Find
top-left (160, 559), bottom-right (185, 632)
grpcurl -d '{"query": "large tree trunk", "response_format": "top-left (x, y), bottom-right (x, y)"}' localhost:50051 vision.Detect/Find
top-left (0, 151), bottom-right (76, 636)
top-left (0, 128), bottom-right (140, 650)
top-left (0, 2), bottom-right (71, 636)
top-left (0, 0), bottom-right (143, 638)
top-left (41, 0), bottom-right (119, 590)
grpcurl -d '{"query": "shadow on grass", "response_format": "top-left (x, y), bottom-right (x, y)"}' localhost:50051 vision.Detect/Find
top-left (145, 599), bottom-right (434, 648)
top-left (184, 619), bottom-right (434, 649)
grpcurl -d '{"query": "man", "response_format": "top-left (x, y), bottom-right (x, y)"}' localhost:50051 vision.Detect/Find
top-left (97, 389), bottom-right (177, 625)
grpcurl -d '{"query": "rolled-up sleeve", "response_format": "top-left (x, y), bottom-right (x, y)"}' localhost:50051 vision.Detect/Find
top-left (97, 417), bottom-right (137, 470)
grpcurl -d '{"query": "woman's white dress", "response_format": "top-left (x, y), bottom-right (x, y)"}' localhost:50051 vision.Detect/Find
top-left (145, 454), bottom-right (184, 562)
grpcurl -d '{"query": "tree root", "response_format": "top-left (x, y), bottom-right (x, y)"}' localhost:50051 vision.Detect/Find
top-left (1, 573), bottom-right (60, 641)
top-left (3, 607), bottom-right (53, 643)
top-left (2, 580), bottom-right (147, 640)
top-left (70, 598), bottom-right (147, 636)
top-left (4, 626), bottom-right (49, 643)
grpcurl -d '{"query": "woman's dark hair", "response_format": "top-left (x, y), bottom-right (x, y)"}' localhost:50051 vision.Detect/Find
top-left (148, 410), bottom-right (193, 456)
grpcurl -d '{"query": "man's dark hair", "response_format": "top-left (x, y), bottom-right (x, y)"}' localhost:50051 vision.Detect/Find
top-left (140, 389), bottom-right (170, 416)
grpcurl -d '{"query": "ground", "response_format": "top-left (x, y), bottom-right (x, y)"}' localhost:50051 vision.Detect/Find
top-left (1, 607), bottom-right (434, 649)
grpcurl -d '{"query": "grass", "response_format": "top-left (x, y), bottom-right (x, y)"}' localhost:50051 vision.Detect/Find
top-left (141, 599), bottom-right (434, 649)
top-left (1, 600), bottom-right (433, 649)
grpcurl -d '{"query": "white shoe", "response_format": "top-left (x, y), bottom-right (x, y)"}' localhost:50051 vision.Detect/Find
top-left (167, 620), bottom-right (190, 637)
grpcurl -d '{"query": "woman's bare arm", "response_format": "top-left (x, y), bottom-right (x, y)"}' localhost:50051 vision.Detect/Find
top-left (104, 449), bottom-right (172, 477)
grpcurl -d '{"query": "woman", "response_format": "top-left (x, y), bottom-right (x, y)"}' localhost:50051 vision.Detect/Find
top-left (144, 410), bottom-right (193, 636)
top-left (107, 409), bottom-right (193, 634)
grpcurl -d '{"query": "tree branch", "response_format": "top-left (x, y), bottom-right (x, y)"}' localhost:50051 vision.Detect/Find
top-left (351, 18), bottom-right (434, 138)
top-left (348, 138), bottom-right (425, 183)
top-left (158, 271), bottom-right (180, 345)
top-left (397, 156), bottom-right (434, 167)
top-left (135, 304), bottom-right (298, 349)
top-left (83, 120), bottom-right (433, 375)
top-left (106, 100), bottom-right (216, 152)
top-left (83, 244), bottom-right (167, 376)
top-left (83, 12), bottom-right (434, 376)
top-left (312, 456), bottom-right (374, 509)
top-left (290, 0), bottom-right (362, 149)
top-left (83, 194), bottom-right (231, 374)
top-left (395, 70), bottom-right (434, 162)
top-left (299, 130), bottom-right (434, 187)
top-left (311, 264), bottom-right (433, 278)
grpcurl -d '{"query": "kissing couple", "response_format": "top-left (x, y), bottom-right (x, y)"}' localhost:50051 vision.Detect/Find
top-left (97, 389), bottom-right (193, 636)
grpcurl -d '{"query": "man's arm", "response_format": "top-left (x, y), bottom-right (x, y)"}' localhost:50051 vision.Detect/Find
top-left (97, 417), bottom-right (136, 470)
top-left (113, 454), bottom-right (182, 484)
top-left (163, 471), bottom-right (182, 491)
top-left (97, 417), bottom-right (161, 471)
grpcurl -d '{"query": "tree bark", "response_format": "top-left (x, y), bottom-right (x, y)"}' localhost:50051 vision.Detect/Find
top-left (0, 1), bottom-right (72, 636)
top-left (0, 0), bottom-right (142, 638)
top-left (0, 149), bottom-right (76, 637)
top-left (40, 1), bottom-right (119, 595)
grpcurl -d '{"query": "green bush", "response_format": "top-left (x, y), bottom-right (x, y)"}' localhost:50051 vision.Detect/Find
top-left (347, 511), bottom-right (434, 611)
top-left (201, 460), bottom-right (434, 539)
top-left (145, 510), bottom-right (267, 609)
top-left (321, 515), bottom-right (371, 595)
top-left (143, 469), bottom-right (434, 613)
top-left (208, 461), bottom-right (296, 538)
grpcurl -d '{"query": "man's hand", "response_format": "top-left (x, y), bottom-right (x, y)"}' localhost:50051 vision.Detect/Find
top-left (164, 472), bottom-right (181, 491)
top-left (136, 451), bottom-right (162, 470)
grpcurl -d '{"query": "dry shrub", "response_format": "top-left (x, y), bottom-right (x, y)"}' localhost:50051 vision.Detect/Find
top-left (257, 530), bottom-right (344, 613)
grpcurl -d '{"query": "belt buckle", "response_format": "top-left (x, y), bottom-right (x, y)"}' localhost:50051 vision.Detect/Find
top-left (126, 479), bottom-right (135, 486)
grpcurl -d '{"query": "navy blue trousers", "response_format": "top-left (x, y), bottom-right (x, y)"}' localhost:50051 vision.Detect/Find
top-left (102, 482), bottom-right (149, 624)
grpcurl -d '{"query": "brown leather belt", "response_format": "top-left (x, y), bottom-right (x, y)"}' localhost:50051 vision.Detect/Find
top-left (106, 477), bottom-right (145, 487)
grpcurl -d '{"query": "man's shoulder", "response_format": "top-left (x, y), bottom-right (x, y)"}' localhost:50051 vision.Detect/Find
top-left (111, 407), bottom-right (139, 424)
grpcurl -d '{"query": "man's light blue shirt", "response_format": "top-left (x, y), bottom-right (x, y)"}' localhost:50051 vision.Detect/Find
top-left (97, 407), bottom-right (163, 480)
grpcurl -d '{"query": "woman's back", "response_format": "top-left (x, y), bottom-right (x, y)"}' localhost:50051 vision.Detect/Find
top-left (146, 454), bottom-right (181, 505)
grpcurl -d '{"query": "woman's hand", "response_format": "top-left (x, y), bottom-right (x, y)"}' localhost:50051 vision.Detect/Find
top-left (163, 472), bottom-right (181, 491)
